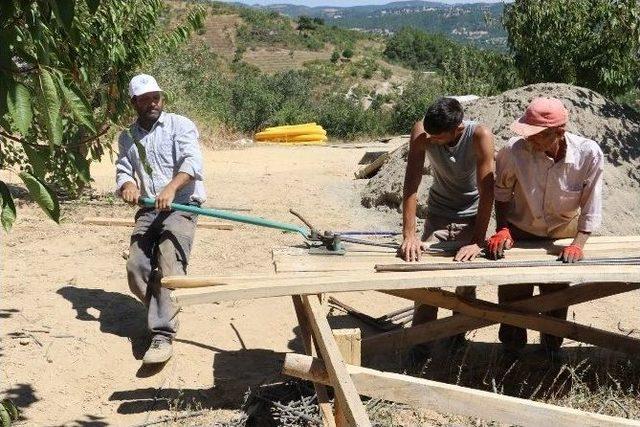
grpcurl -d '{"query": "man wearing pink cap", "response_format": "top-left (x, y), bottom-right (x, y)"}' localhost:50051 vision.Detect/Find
top-left (487, 97), bottom-right (604, 354)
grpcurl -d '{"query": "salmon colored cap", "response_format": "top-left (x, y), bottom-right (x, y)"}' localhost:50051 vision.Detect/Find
top-left (510, 97), bottom-right (569, 137)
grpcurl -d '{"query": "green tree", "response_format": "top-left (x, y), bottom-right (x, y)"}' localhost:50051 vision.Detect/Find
top-left (389, 72), bottom-right (441, 134)
top-left (383, 27), bottom-right (457, 71)
top-left (440, 46), bottom-right (521, 96)
top-left (330, 50), bottom-right (341, 63)
top-left (342, 48), bottom-right (354, 59)
top-left (297, 15), bottom-right (318, 32)
top-left (0, 0), bottom-right (204, 231)
top-left (503, 0), bottom-right (640, 96)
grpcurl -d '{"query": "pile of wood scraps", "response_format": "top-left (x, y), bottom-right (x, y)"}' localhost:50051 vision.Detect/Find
top-left (161, 235), bottom-right (640, 426)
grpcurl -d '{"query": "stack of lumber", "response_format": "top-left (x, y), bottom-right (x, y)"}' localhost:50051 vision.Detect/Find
top-left (254, 122), bottom-right (327, 145)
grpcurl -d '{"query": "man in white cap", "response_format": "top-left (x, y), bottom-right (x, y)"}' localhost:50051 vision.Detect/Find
top-left (116, 74), bottom-right (206, 364)
top-left (487, 97), bottom-right (604, 354)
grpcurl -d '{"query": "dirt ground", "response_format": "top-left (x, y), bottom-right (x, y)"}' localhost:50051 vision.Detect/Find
top-left (2, 142), bottom-right (639, 426)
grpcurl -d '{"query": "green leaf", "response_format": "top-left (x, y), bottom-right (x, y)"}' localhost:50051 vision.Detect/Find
top-left (18, 171), bottom-right (60, 223)
top-left (0, 73), bottom-right (8, 123)
top-left (133, 139), bottom-right (153, 176)
top-left (1, 399), bottom-right (19, 422)
top-left (22, 143), bottom-right (49, 178)
top-left (6, 81), bottom-right (33, 135)
top-left (49, 0), bottom-right (74, 33)
top-left (0, 2), bottom-right (16, 20)
top-left (0, 181), bottom-right (17, 232)
top-left (85, 0), bottom-right (100, 15)
top-left (36, 68), bottom-right (63, 146)
top-left (69, 152), bottom-right (91, 183)
top-left (58, 78), bottom-right (96, 132)
top-left (128, 130), bottom-right (153, 176)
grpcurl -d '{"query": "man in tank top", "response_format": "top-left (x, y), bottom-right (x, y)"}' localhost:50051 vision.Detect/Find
top-left (399, 97), bottom-right (495, 341)
top-left (488, 97), bottom-right (603, 355)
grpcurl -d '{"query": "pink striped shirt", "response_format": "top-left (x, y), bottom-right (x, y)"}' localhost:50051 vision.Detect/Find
top-left (494, 132), bottom-right (604, 238)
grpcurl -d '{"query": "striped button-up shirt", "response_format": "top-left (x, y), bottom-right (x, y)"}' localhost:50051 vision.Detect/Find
top-left (494, 132), bottom-right (603, 238)
top-left (115, 112), bottom-right (206, 204)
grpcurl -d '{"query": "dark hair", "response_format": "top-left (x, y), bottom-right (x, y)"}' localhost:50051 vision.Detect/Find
top-left (423, 97), bottom-right (464, 134)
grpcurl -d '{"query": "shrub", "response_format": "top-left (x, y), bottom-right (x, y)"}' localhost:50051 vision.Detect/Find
top-left (388, 72), bottom-right (442, 134)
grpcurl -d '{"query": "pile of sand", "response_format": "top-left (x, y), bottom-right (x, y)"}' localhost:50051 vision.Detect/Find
top-left (361, 83), bottom-right (640, 234)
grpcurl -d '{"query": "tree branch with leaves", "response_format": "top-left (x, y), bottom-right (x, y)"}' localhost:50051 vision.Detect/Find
top-left (0, 0), bottom-right (205, 231)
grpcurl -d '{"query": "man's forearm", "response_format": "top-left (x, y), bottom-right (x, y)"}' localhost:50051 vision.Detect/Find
top-left (120, 180), bottom-right (137, 193)
top-left (166, 172), bottom-right (193, 192)
top-left (495, 200), bottom-right (511, 230)
top-left (402, 194), bottom-right (418, 239)
top-left (470, 174), bottom-right (494, 244)
top-left (471, 196), bottom-right (493, 244)
top-left (571, 230), bottom-right (591, 248)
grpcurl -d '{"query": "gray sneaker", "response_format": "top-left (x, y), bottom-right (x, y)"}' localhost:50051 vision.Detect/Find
top-left (142, 336), bottom-right (173, 364)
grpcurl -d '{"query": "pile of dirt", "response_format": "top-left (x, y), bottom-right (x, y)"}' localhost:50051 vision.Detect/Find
top-left (361, 83), bottom-right (640, 234)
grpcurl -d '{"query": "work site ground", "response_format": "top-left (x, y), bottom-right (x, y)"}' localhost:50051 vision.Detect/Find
top-left (2, 142), bottom-right (639, 426)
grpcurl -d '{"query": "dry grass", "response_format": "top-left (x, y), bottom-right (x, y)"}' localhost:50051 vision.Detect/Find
top-left (243, 48), bottom-right (333, 74)
top-left (166, 339), bottom-right (640, 426)
top-left (401, 336), bottom-right (640, 423)
top-left (196, 13), bottom-right (242, 59)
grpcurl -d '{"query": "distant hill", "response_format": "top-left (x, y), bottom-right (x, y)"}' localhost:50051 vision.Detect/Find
top-left (258, 1), bottom-right (507, 50)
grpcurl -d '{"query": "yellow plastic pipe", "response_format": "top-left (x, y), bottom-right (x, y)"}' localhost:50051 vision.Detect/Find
top-left (255, 128), bottom-right (326, 139)
top-left (264, 122), bottom-right (317, 131)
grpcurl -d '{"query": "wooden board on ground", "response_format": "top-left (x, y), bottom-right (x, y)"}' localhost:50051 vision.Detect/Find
top-left (166, 264), bottom-right (640, 306)
top-left (82, 217), bottom-right (233, 230)
top-left (282, 353), bottom-right (640, 427)
top-left (354, 143), bottom-right (406, 179)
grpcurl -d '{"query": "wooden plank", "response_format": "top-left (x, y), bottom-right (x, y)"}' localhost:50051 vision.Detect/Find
top-left (273, 236), bottom-right (640, 262)
top-left (291, 296), bottom-right (337, 427)
top-left (333, 329), bottom-right (362, 366)
top-left (282, 353), bottom-right (640, 427)
top-left (364, 283), bottom-right (640, 353)
top-left (275, 250), bottom-right (640, 273)
top-left (82, 217), bottom-right (233, 230)
top-left (301, 295), bottom-right (371, 426)
top-left (166, 265), bottom-right (640, 305)
top-left (382, 288), bottom-right (640, 354)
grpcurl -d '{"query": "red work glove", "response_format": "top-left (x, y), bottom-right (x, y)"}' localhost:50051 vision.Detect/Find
top-left (558, 244), bottom-right (584, 263)
top-left (487, 227), bottom-right (514, 259)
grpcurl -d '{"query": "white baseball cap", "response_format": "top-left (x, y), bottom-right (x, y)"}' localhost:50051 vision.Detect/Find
top-left (128, 74), bottom-right (163, 98)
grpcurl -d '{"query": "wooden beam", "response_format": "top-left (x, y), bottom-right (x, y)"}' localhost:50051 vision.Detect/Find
top-left (166, 265), bottom-right (640, 305)
top-left (291, 296), bottom-right (337, 427)
top-left (333, 329), bottom-right (362, 366)
top-left (82, 217), bottom-right (233, 230)
top-left (275, 251), bottom-right (640, 273)
top-left (381, 288), bottom-right (640, 354)
top-left (300, 295), bottom-right (371, 426)
top-left (354, 143), bottom-right (405, 179)
top-left (282, 353), bottom-right (640, 427)
top-left (364, 283), bottom-right (640, 353)
top-left (273, 236), bottom-right (640, 261)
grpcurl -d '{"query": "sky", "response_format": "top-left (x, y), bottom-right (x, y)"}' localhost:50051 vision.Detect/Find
top-left (221, 0), bottom-right (505, 7)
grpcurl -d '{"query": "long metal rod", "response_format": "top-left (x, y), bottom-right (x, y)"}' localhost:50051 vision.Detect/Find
top-left (375, 257), bottom-right (640, 272)
top-left (336, 231), bottom-right (401, 236)
top-left (338, 235), bottom-right (400, 249)
top-left (139, 197), bottom-right (310, 237)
